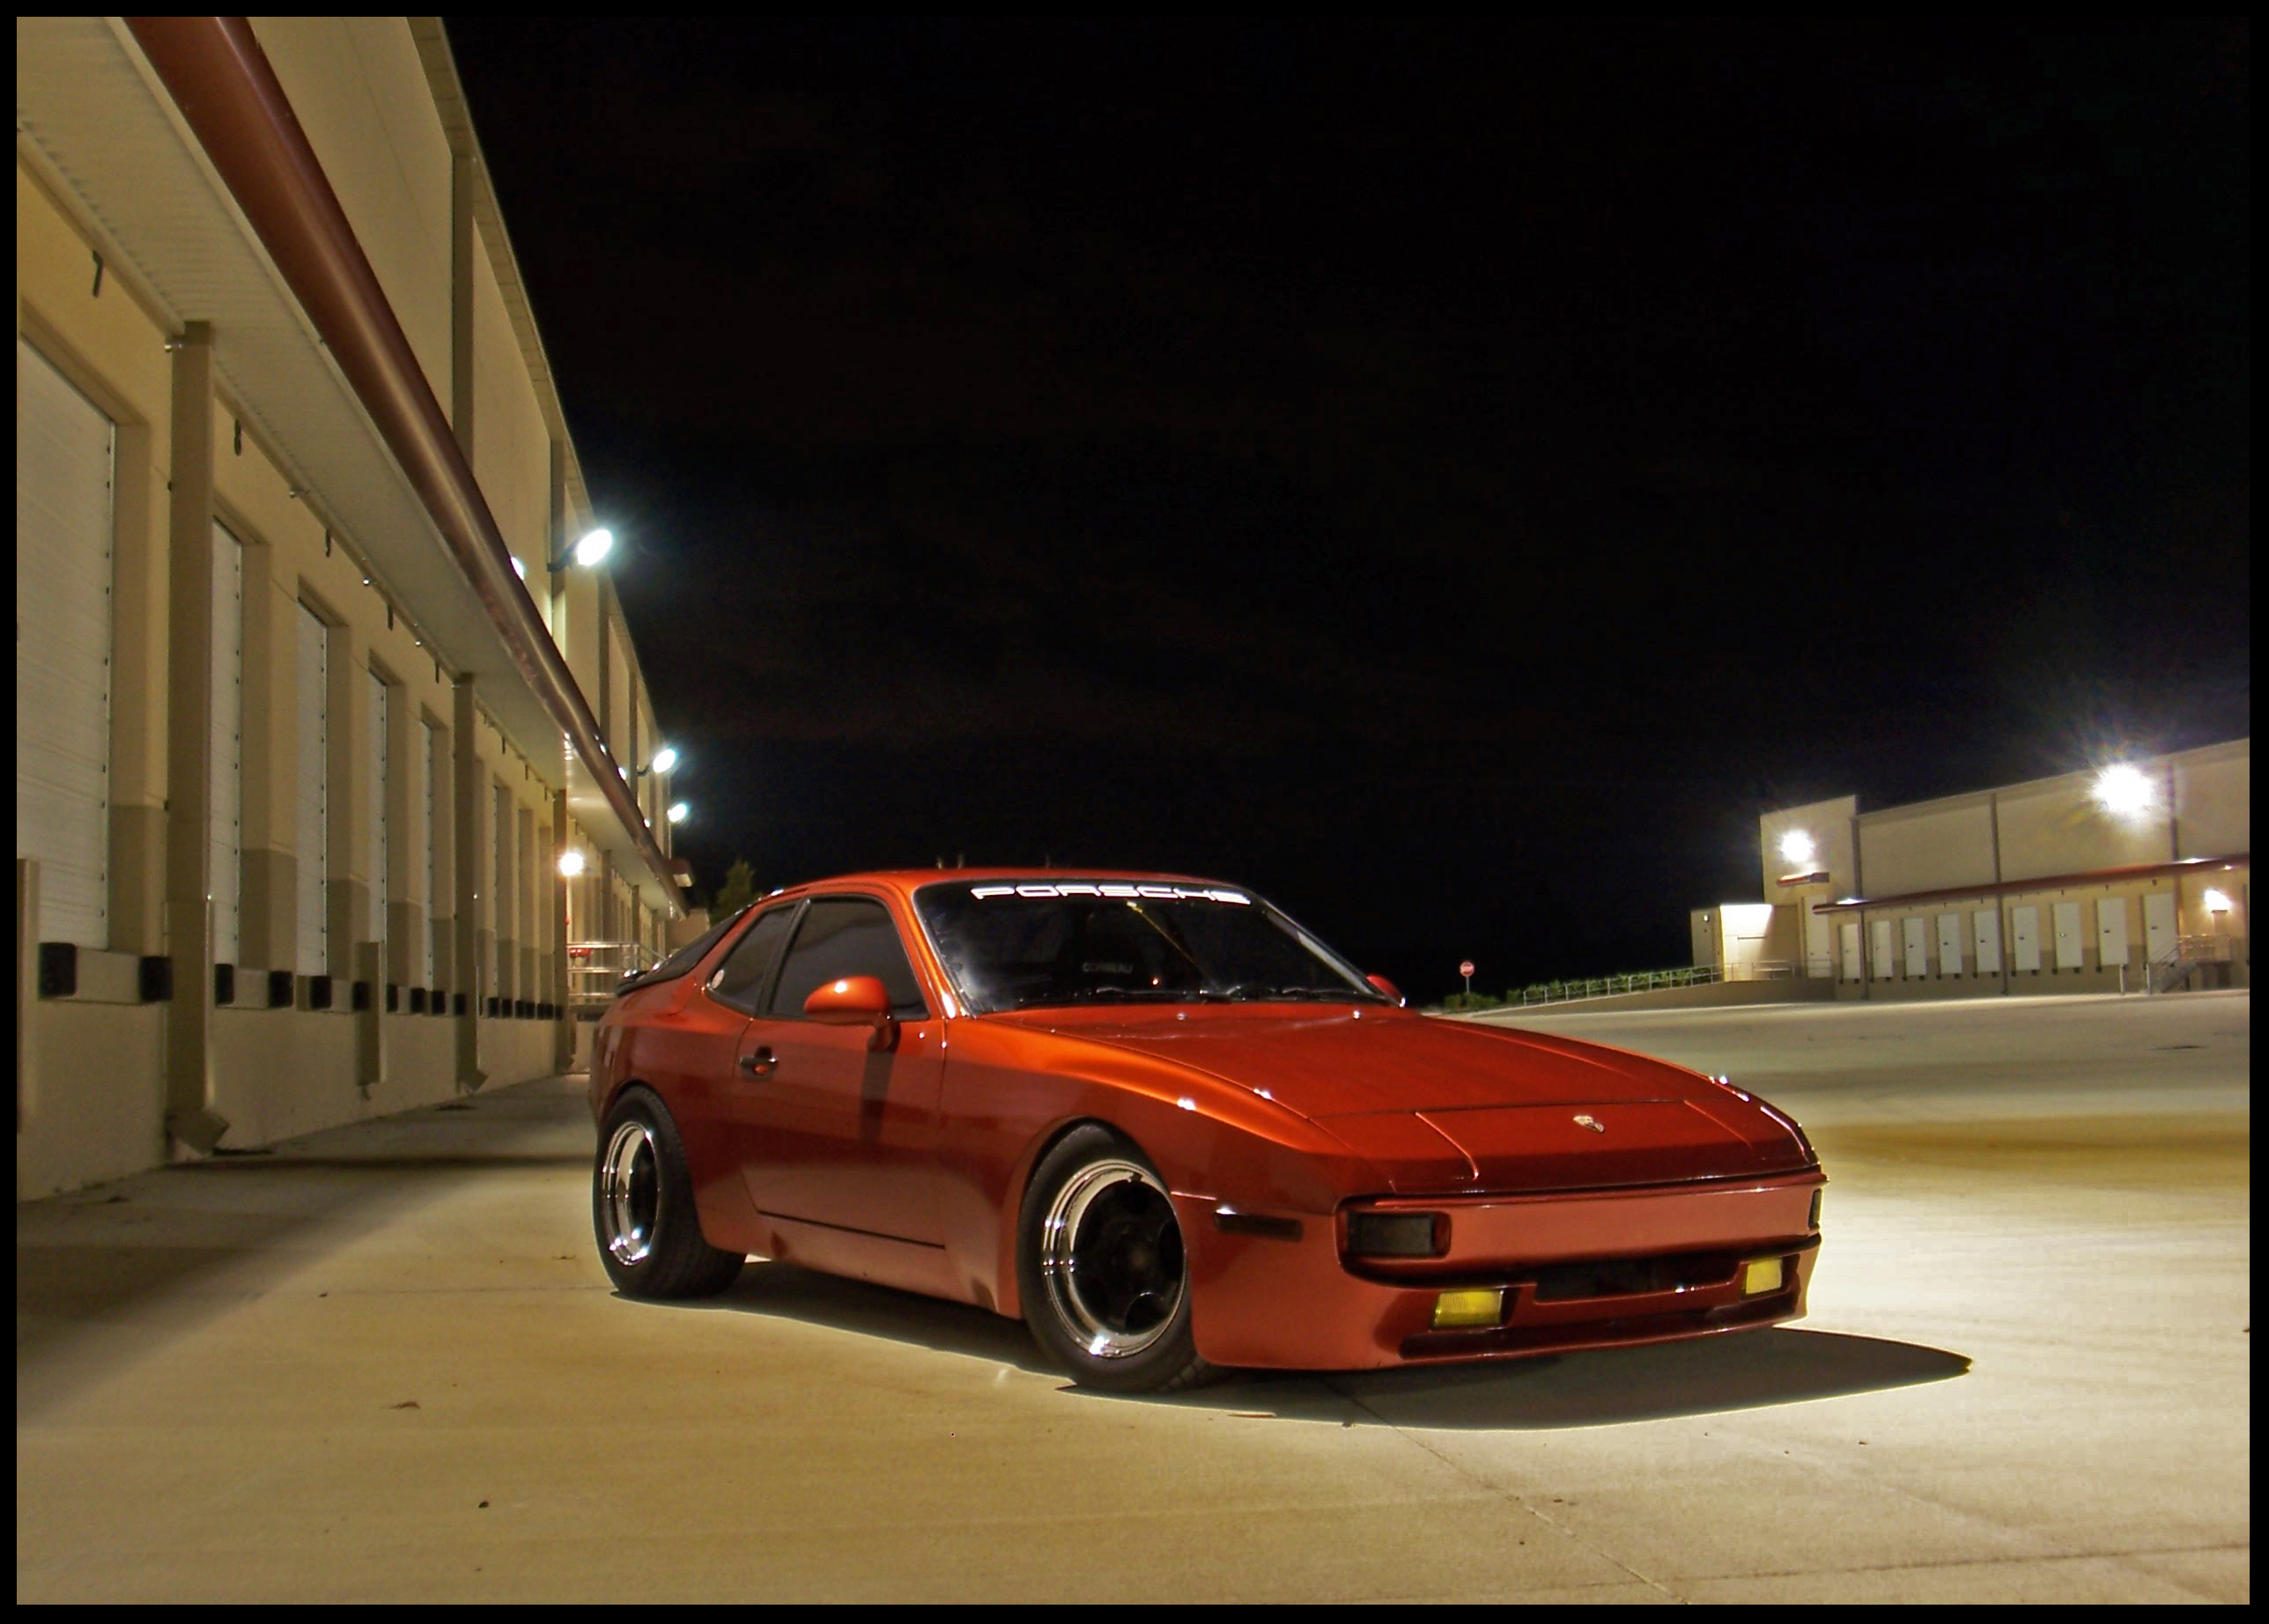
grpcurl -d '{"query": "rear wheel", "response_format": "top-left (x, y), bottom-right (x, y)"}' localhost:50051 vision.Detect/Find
top-left (594, 1088), bottom-right (744, 1298)
top-left (1018, 1125), bottom-right (1221, 1392)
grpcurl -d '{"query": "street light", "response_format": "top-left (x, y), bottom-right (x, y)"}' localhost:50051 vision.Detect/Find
top-left (667, 802), bottom-right (689, 824)
top-left (558, 848), bottom-right (586, 877)
top-left (546, 526), bottom-right (614, 573)
top-left (2094, 763), bottom-right (2154, 821)
top-left (639, 745), bottom-right (678, 777)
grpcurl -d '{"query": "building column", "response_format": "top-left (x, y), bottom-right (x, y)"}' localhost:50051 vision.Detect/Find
top-left (551, 790), bottom-right (572, 1069)
top-left (428, 710), bottom-right (455, 1000)
top-left (162, 323), bottom-right (226, 1150)
top-left (452, 679), bottom-right (484, 1089)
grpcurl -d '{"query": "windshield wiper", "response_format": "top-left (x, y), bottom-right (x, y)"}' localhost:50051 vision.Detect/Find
top-left (1204, 984), bottom-right (1374, 1003)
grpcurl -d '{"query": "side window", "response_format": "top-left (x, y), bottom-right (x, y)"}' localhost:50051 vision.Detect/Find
top-left (706, 904), bottom-right (798, 1012)
top-left (766, 897), bottom-right (929, 1020)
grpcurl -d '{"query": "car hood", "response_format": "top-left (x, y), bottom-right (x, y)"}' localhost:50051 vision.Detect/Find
top-left (987, 1006), bottom-right (1814, 1191)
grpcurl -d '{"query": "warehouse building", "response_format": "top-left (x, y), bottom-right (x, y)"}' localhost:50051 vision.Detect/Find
top-left (17, 18), bottom-right (688, 1196)
top-left (1694, 739), bottom-right (2249, 1000)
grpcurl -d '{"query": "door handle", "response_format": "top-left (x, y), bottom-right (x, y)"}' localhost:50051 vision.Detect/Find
top-left (737, 1045), bottom-right (776, 1079)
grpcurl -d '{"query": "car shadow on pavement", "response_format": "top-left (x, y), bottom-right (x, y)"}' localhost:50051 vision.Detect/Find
top-left (1288, 1328), bottom-right (1970, 1429)
top-left (682, 1264), bottom-right (1969, 1426)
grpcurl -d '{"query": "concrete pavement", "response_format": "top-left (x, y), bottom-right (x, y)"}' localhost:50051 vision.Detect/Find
top-left (17, 991), bottom-right (2249, 1601)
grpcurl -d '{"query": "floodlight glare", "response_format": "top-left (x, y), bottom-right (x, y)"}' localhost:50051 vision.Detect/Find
top-left (510, 555), bottom-right (527, 581)
top-left (2203, 889), bottom-right (2231, 914)
top-left (558, 849), bottom-right (586, 877)
top-left (2094, 764), bottom-right (2154, 820)
top-left (667, 802), bottom-right (689, 824)
top-left (647, 745), bottom-right (678, 776)
top-left (573, 527), bottom-right (614, 567)
top-left (1779, 830), bottom-right (1816, 868)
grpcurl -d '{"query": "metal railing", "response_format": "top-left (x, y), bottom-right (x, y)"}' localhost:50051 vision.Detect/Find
top-left (1506, 959), bottom-right (1799, 1009)
top-left (2150, 934), bottom-right (2236, 995)
top-left (568, 940), bottom-right (662, 1015)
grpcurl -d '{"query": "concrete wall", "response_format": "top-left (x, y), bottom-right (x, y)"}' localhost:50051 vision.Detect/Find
top-left (1755, 742), bottom-right (2247, 1002)
top-left (14, 31), bottom-right (672, 1195)
top-left (1756, 794), bottom-right (1857, 898)
top-left (249, 18), bottom-right (455, 425)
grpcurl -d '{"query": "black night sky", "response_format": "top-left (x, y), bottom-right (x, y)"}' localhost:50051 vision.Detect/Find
top-left (443, 19), bottom-right (2249, 1000)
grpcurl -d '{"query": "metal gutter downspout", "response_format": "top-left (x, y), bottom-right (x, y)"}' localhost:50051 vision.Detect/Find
top-left (122, 15), bottom-right (678, 901)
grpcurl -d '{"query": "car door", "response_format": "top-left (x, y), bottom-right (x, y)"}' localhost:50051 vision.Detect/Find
top-left (725, 893), bottom-right (945, 1245)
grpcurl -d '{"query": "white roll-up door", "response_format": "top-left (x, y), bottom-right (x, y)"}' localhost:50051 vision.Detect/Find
top-left (296, 602), bottom-right (329, 977)
top-left (2096, 897), bottom-right (2130, 967)
top-left (1902, 917), bottom-right (1929, 978)
top-left (1936, 912), bottom-right (1963, 976)
top-left (367, 669), bottom-right (388, 947)
top-left (15, 338), bottom-right (115, 949)
top-left (493, 780), bottom-right (512, 992)
top-left (1869, 919), bottom-right (1895, 980)
top-left (2052, 901), bottom-right (2084, 970)
top-left (1804, 906), bottom-right (1833, 978)
top-left (2143, 890), bottom-right (2178, 963)
top-left (2011, 905), bottom-right (2041, 972)
top-left (211, 522), bottom-right (243, 963)
top-left (1974, 909), bottom-right (2003, 975)
top-left (419, 716), bottom-right (438, 984)
top-left (1839, 920), bottom-right (1862, 981)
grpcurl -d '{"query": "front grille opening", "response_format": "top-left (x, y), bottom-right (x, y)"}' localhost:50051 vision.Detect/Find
top-left (1530, 1251), bottom-right (1740, 1303)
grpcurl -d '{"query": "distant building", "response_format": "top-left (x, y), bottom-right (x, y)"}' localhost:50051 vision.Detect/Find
top-left (18, 19), bottom-right (689, 1195)
top-left (1694, 739), bottom-right (2249, 999)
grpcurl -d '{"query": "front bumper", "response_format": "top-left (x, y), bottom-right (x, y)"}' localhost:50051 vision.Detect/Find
top-left (1177, 1169), bottom-right (1824, 1370)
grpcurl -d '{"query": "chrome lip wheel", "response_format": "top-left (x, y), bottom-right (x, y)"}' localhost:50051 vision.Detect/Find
top-left (1038, 1158), bottom-right (1186, 1360)
top-left (601, 1118), bottom-right (660, 1266)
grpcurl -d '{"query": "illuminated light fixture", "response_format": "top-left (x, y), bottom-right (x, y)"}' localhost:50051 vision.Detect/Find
top-left (667, 802), bottom-right (689, 824)
top-left (2203, 889), bottom-right (2231, 913)
top-left (639, 745), bottom-right (678, 777)
top-left (1431, 1288), bottom-right (1503, 1330)
top-left (548, 526), bottom-right (615, 573)
top-left (1779, 830), bottom-right (1816, 868)
top-left (509, 556), bottom-right (526, 581)
top-left (2093, 763), bottom-right (2154, 820)
top-left (558, 849), bottom-right (586, 877)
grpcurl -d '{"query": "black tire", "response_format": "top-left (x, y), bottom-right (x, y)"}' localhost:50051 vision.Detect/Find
top-left (1017, 1125), bottom-right (1223, 1393)
top-left (593, 1088), bottom-right (745, 1298)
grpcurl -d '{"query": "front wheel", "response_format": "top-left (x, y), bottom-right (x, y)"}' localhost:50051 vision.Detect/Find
top-left (1017, 1126), bottom-right (1221, 1392)
top-left (594, 1088), bottom-right (744, 1298)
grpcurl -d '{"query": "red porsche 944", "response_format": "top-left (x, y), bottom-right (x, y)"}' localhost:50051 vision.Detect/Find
top-left (590, 871), bottom-right (1825, 1391)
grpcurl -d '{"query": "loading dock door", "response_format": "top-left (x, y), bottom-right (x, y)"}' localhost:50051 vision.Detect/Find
top-left (15, 338), bottom-right (115, 949)
top-left (2052, 902), bottom-right (2084, 970)
top-left (1903, 917), bottom-right (1929, 978)
top-left (1937, 912), bottom-right (1963, 976)
top-left (1974, 909), bottom-right (2002, 975)
top-left (2011, 906), bottom-right (2041, 972)
top-left (2144, 891), bottom-right (2177, 963)
top-left (1805, 907), bottom-right (1834, 978)
top-left (2096, 897), bottom-right (2129, 967)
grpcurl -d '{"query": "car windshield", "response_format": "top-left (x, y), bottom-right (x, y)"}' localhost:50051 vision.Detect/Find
top-left (913, 880), bottom-right (1384, 1015)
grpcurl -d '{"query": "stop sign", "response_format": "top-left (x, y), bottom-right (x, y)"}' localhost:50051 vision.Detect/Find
top-left (1459, 960), bottom-right (1475, 978)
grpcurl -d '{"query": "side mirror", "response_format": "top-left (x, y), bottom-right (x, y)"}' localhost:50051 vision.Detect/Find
top-left (802, 975), bottom-right (898, 1050)
top-left (1365, 973), bottom-right (1406, 1008)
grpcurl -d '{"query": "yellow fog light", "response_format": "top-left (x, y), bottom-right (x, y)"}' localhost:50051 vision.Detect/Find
top-left (1431, 1288), bottom-right (1504, 1330)
top-left (1741, 1257), bottom-right (1785, 1296)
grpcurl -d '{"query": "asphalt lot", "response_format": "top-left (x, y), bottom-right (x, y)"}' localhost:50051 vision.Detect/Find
top-left (16, 989), bottom-right (2249, 1602)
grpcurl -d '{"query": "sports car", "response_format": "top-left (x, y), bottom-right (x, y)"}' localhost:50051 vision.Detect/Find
top-left (589, 870), bottom-right (1825, 1391)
